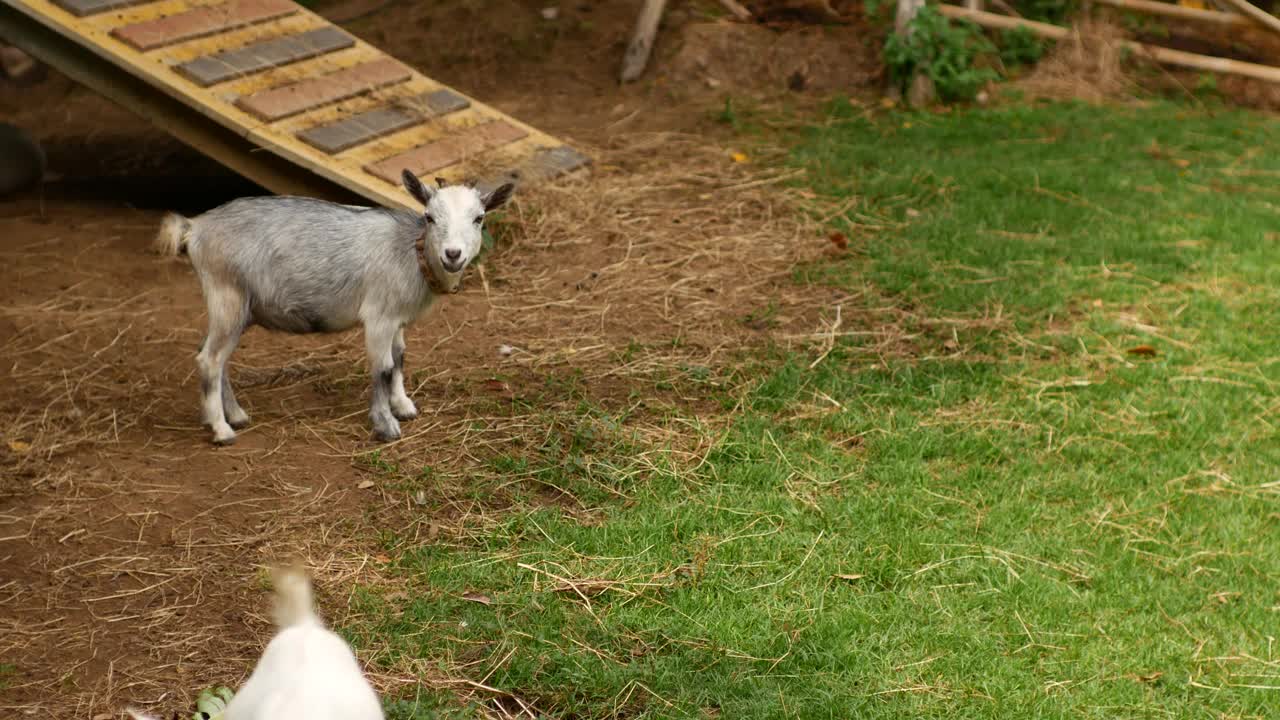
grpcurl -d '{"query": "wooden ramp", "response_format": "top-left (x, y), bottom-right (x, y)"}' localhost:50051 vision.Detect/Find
top-left (0, 0), bottom-right (589, 209)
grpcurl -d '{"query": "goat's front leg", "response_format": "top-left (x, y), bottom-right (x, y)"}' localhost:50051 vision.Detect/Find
top-left (389, 327), bottom-right (417, 421)
top-left (364, 319), bottom-right (401, 442)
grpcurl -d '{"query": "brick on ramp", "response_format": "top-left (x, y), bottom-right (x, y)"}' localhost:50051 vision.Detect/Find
top-left (0, 0), bottom-right (589, 208)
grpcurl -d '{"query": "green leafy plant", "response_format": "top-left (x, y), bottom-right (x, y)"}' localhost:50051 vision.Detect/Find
top-left (863, 0), bottom-right (892, 19)
top-left (998, 26), bottom-right (1050, 69)
top-left (884, 7), bottom-right (998, 102)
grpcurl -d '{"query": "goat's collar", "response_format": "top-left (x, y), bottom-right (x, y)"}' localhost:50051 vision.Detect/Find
top-left (414, 229), bottom-right (452, 295)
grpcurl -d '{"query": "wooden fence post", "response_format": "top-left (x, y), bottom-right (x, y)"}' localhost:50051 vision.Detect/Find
top-left (895, 0), bottom-right (936, 106)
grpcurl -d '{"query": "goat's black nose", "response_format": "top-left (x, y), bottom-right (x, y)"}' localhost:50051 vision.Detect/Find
top-left (445, 248), bottom-right (461, 261)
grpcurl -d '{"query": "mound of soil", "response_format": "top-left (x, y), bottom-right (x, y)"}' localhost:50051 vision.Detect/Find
top-left (667, 20), bottom-right (883, 99)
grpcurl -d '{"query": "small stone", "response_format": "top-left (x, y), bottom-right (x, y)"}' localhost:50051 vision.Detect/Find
top-left (540, 6), bottom-right (558, 19)
top-left (498, 344), bottom-right (515, 357)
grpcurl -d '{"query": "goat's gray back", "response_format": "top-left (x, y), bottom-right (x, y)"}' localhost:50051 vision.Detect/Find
top-left (185, 196), bottom-right (428, 333)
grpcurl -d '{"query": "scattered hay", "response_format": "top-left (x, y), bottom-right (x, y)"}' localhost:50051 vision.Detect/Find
top-left (1015, 19), bottom-right (1139, 103)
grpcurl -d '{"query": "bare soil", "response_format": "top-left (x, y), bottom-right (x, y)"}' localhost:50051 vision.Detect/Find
top-left (5, 0), bottom-right (1280, 716)
top-left (0, 3), bottom-right (880, 717)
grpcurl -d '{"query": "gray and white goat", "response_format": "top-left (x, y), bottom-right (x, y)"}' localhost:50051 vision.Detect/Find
top-left (156, 170), bottom-right (514, 445)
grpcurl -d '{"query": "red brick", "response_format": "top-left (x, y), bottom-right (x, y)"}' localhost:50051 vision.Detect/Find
top-left (235, 58), bottom-right (411, 121)
top-left (112, 0), bottom-right (298, 51)
top-left (365, 120), bottom-right (528, 184)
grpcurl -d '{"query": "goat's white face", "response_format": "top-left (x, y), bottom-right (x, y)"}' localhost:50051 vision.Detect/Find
top-left (400, 170), bottom-right (514, 292)
top-left (425, 186), bottom-right (486, 276)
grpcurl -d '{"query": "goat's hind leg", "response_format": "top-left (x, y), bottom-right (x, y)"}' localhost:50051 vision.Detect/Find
top-left (364, 319), bottom-right (401, 442)
top-left (222, 371), bottom-right (250, 429)
top-left (196, 283), bottom-right (249, 445)
top-left (389, 327), bottom-right (417, 421)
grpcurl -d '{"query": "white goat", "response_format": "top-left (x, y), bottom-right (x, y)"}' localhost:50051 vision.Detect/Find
top-left (156, 171), bottom-right (514, 444)
top-left (128, 567), bottom-right (383, 720)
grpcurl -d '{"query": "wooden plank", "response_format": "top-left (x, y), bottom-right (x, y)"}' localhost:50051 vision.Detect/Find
top-left (111, 0), bottom-right (298, 51)
top-left (79, 0), bottom-right (211, 29)
top-left (938, 5), bottom-right (1280, 83)
top-left (619, 0), bottom-right (666, 82)
top-left (176, 25), bottom-right (353, 86)
top-left (1093, 0), bottom-right (1246, 24)
top-left (262, 72), bottom-right (433, 139)
top-left (4, 0), bottom-right (588, 210)
top-left (0, 0), bottom-right (357, 200)
top-left (129, 12), bottom-right (323, 63)
top-left (328, 104), bottom-right (486, 166)
top-left (524, 145), bottom-right (591, 181)
top-left (213, 42), bottom-right (368, 99)
top-left (458, 140), bottom-right (592, 193)
top-left (297, 89), bottom-right (470, 154)
top-left (235, 57), bottom-right (408, 119)
top-left (365, 120), bottom-right (528, 184)
top-left (51, 0), bottom-right (152, 18)
top-left (1215, 0), bottom-right (1280, 35)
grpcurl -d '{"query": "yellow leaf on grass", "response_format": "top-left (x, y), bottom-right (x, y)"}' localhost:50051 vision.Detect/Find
top-left (7, 439), bottom-right (30, 454)
top-left (834, 573), bottom-right (865, 582)
top-left (730, 151), bottom-right (749, 164)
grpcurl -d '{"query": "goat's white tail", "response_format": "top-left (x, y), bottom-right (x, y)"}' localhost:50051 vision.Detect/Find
top-left (154, 212), bottom-right (192, 256)
top-left (271, 565), bottom-right (321, 628)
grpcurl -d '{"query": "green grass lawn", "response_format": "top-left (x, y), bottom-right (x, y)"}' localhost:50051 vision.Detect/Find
top-left (355, 98), bottom-right (1280, 719)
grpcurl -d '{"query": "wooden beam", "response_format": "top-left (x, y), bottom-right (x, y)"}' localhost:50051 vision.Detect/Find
top-left (938, 5), bottom-right (1280, 83)
top-left (1093, 0), bottom-right (1247, 25)
top-left (1214, 0), bottom-right (1280, 36)
top-left (896, 0), bottom-right (926, 33)
top-left (718, 0), bottom-right (753, 21)
top-left (620, 0), bottom-right (667, 83)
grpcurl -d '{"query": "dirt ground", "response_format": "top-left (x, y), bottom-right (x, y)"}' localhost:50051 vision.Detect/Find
top-left (0, 2), bottom-right (882, 716)
top-left (3, 0), bottom-right (1279, 716)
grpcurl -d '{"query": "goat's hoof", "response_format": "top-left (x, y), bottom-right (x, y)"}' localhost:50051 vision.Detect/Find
top-left (373, 420), bottom-right (401, 441)
top-left (228, 413), bottom-right (251, 430)
top-left (211, 431), bottom-right (237, 446)
top-left (391, 405), bottom-right (418, 421)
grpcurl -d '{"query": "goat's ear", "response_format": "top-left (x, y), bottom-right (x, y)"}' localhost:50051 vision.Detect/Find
top-left (482, 182), bottom-right (515, 212)
top-left (401, 170), bottom-right (432, 206)
top-left (434, 176), bottom-right (448, 188)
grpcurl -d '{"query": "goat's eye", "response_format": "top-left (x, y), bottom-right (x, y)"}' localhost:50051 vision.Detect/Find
top-left (473, 215), bottom-right (484, 225)
top-left (425, 214), bottom-right (435, 224)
